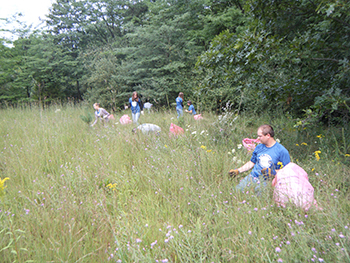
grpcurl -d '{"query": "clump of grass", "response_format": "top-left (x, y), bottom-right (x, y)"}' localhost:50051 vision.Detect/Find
top-left (79, 108), bottom-right (94, 125)
top-left (0, 105), bottom-right (349, 262)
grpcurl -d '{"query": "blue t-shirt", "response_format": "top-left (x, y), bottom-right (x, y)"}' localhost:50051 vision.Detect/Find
top-left (250, 142), bottom-right (290, 178)
top-left (129, 97), bottom-right (142, 114)
top-left (176, 97), bottom-right (183, 110)
top-left (188, 105), bottom-right (196, 115)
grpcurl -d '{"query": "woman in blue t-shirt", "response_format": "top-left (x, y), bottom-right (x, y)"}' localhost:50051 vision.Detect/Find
top-left (175, 92), bottom-right (184, 119)
top-left (185, 100), bottom-right (196, 115)
top-left (128, 91), bottom-right (143, 124)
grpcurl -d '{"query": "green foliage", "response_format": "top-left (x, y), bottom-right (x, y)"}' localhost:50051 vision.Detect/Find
top-left (79, 109), bottom-right (94, 124)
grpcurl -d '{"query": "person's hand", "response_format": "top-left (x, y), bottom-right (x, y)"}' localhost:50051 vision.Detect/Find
top-left (229, 169), bottom-right (239, 178)
top-left (141, 111), bottom-right (144, 115)
top-left (185, 110), bottom-right (188, 112)
top-left (261, 168), bottom-right (276, 180)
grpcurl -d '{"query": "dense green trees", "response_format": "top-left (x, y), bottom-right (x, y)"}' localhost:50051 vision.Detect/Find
top-left (198, 0), bottom-right (350, 122)
top-left (0, 0), bottom-right (349, 123)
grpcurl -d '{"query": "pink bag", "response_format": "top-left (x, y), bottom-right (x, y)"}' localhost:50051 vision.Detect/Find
top-left (273, 163), bottom-right (319, 211)
top-left (119, 114), bottom-right (132, 124)
top-left (194, 114), bottom-right (203, 120)
top-left (169, 123), bottom-right (184, 136)
top-left (242, 138), bottom-right (260, 152)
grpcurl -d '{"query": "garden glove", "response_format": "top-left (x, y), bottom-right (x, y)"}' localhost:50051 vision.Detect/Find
top-left (229, 169), bottom-right (239, 178)
top-left (261, 167), bottom-right (276, 180)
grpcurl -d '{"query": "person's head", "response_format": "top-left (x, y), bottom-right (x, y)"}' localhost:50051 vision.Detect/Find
top-left (187, 100), bottom-right (192, 106)
top-left (257, 125), bottom-right (275, 146)
top-left (93, 103), bottom-right (100, 110)
top-left (179, 92), bottom-right (184, 100)
top-left (132, 91), bottom-right (139, 101)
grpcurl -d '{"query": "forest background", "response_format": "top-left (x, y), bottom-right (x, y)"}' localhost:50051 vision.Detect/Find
top-left (0, 0), bottom-right (349, 127)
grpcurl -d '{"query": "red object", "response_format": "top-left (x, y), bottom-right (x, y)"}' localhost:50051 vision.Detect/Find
top-left (169, 123), bottom-right (184, 136)
top-left (242, 138), bottom-right (260, 152)
top-left (194, 114), bottom-right (203, 120)
top-left (119, 114), bottom-right (132, 124)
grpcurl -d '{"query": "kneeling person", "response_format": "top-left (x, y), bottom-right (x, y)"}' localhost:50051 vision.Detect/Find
top-left (229, 125), bottom-right (290, 193)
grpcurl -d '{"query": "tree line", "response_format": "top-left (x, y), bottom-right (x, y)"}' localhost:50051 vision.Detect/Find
top-left (0, 0), bottom-right (349, 125)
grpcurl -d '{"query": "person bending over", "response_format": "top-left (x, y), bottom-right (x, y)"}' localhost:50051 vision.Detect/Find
top-left (185, 100), bottom-right (196, 115)
top-left (91, 103), bottom-right (114, 127)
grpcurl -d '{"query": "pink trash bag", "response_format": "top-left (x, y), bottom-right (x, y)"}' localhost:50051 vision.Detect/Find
top-left (119, 114), bottom-right (132, 125)
top-left (194, 114), bottom-right (203, 120)
top-left (242, 138), bottom-right (260, 152)
top-left (169, 123), bottom-right (184, 136)
top-left (273, 163), bottom-right (320, 211)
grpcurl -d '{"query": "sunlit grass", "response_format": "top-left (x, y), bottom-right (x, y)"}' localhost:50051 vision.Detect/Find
top-left (0, 104), bottom-right (349, 262)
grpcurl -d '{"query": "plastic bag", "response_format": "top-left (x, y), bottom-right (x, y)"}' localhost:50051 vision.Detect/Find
top-left (119, 114), bottom-right (132, 125)
top-left (194, 114), bottom-right (203, 120)
top-left (169, 123), bottom-right (184, 136)
top-left (273, 163), bottom-right (319, 211)
top-left (242, 138), bottom-right (260, 152)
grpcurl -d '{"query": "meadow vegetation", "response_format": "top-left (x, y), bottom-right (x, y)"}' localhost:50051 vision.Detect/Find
top-left (0, 103), bottom-right (349, 262)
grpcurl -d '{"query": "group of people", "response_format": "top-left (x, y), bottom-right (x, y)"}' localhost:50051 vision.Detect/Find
top-left (175, 92), bottom-right (198, 119)
top-left (90, 93), bottom-right (318, 210)
top-left (92, 91), bottom-right (199, 127)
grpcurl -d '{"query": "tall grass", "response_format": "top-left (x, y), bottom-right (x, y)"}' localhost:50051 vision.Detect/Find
top-left (0, 104), bottom-right (349, 262)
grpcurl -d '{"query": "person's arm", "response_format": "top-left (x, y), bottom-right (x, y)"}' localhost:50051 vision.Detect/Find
top-left (238, 161), bottom-right (255, 173)
top-left (139, 99), bottom-right (144, 114)
top-left (186, 105), bottom-right (192, 113)
top-left (91, 112), bottom-right (98, 126)
top-left (229, 161), bottom-right (255, 178)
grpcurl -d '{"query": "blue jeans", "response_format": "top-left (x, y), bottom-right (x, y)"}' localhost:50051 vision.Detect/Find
top-left (132, 112), bottom-right (140, 124)
top-left (235, 173), bottom-right (267, 194)
top-left (177, 109), bottom-right (183, 119)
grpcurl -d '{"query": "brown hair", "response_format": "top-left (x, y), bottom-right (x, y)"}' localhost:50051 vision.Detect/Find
top-left (258, 124), bottom-right (275, 137)
top-left (178, 92), bottom-right (184, 100)
top-left (93, 103), bottom-right (100, 108)
top-left (132, 91), bottom-right (139, 101)
top-left (187, 100), bottom-right (192, 105)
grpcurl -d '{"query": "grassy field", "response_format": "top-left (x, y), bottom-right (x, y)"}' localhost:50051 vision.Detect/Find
top-left (0, 103), bottom-right (349, 262)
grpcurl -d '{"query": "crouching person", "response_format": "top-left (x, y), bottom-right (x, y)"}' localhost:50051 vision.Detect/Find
top-left (91, 103), bottom-right (114, 127)
top-left (229, 125), bottom-right (290, 194)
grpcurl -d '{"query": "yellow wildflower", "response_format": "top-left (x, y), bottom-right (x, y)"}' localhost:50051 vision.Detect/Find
top-left (345, 154), bottom-right (350, 157)
top-left (106, 183), bottom-right (117, 191)
top-left (277, 162), bottom-right (284, 169)
top-left (312, 168), bottom-right (315, 171)
top-left (207, 149), bottom-right (212, 153)
top-left (164, 145), bottom-right (168, 148)
top-left (296, 144), bottom-right (299, 146)
top-left (200, 145), bottom-right (207, 150)
top-left (316, 134), bottom-right (323, 138)
top-left (314, 150), bottom-right (321, 161)
top-left (301, 142), bottom-right (307, 146)
top-left (0, 177), bottom-right (9, 197)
